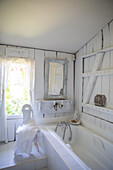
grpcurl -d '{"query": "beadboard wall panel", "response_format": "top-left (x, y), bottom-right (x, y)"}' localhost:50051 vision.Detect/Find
top-left (75, 20), bottom-right (113, 141)
top-left (34, 51), bottom-right (73, 120)
top-left (0, 45), bottom-right (73, 140)
top-left (34, 50), bottom-right (45, 100)
top-left (45, 51), bottom-right (56, 59)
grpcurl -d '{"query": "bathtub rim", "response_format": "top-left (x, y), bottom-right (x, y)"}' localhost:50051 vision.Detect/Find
top-left (44, 125), bottom-right (91, 170)
top-left (45, 124), bottom-right (113, 169)
top-left (46, 124), bottom-right (113, 146)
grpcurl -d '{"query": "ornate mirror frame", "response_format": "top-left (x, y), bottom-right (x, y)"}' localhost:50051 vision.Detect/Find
top-left (44, 58), bottom-right (68, 100)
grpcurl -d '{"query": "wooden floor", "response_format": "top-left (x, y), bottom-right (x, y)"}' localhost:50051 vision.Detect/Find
top-left (0, 142), bottom-right (47, 170)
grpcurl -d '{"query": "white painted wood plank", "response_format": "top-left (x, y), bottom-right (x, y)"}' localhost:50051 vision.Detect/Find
top-left (82, 103), bottom-right (113, 116)
top-left (82, 45), bottom-right (87, 55)
top-left (75, 53), bottom-right (79, 112)
top-left (66, 54), bottom-right (73, 101)
top-left (83, 56), bottom-right (90, 100)
top-left (0, 45), bottom-right (6, 56)
top-left (28, 49), bottom-right (35, 60)
top-left (7, 120), bottom-right (14, 141)
top-left (90, 58), bottom-right (96, 104)
top-left (83, 42), bottom-right (92, 112)
top-left (83, 55), bottom-right (90, 109)
top-left (103, 24), bottom-right (110, 48)
top-left (101, 52), bottom-right (110, 107)
top-left (78, 49), bottom-right (83, 114)
top-left (110, 20), bottom-right (113, 46)
top-left (57, 52), bottom-right (67, 60)
top-left (89, 76), bottom-right (101, 104)
top-left (109, 51), bottom-right (113, 109)
top-left (82, 69), bottom-right (113, 77)
top-left (84, 39), bottom-right (94, 108)
top-left (87, 39), bottom-right (94, 53)
top-left (82, 46), bottom-right (113, 59)
top-left (45, 51), bottom-right (56, 59)
top-left (81, 47), bottom-right (86, 114)
top-left (83, 53), bottom-right (104, 104)
top-left (82, 51), bottom-right (97, 59)
top-left (93, 31), bottom-right (102, 51)
top-left (102, 23), bottom-right (110, 109)
top-left (87, 39), bottom-right (94, 72)
top-left (6, 47), bottom-right (29, 58)
top-left (89, 55), bottom-right (95, 73)
top-left (0, 57), bottom-right (2, 100)
top-left (90, 32), bottom-right (102, 104)
top-left (75, 50), bottom-right (82, 113)
top-left (34, 50), bottom-right (44, 100)
top-left (109, 21), bottom-right (113, 109)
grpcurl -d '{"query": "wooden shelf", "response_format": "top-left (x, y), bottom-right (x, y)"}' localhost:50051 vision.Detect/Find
top-left (82, 69), bottom-right (113, 77)
top-left (82, 46), bottom-right (113, 59)
top-left (36, 99), bottom-right (72, 102)
top-left (82, 103), bottom-right (113, 114)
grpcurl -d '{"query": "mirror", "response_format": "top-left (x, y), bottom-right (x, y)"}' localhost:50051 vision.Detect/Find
top-left (44, 58), bottom-right (68, 100)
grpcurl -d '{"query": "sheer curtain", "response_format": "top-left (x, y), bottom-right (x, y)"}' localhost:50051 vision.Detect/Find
top-left (25, 60), bottom-right (35, 117)
top-left (11, 57), bottom-right (35, 109)
top-left (0, 57), bottom-right (35, 143)
top-left (0, 58), bottom-right (9, 143)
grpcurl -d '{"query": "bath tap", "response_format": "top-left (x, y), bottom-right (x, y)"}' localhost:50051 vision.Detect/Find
top-left (55, 121), bottom-right (72, 141)
top-left (63, 125), bottom-right (67, 140)
top-left (55, 121), bottom-right (67, 132)
top-left (55, 123), bottom-right (59, 132)
top-left (67, 123), bottom-right (72, 141)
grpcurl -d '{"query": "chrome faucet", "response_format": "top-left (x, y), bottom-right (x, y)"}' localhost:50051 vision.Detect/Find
top-left (53, 102), bottom-right (63, 111)
top-left (55, 121), bottom-right (66, 132)
top-left (67, 123), bottom-right (72, 141)
top-left (55, 121), bottom-right (72, 141)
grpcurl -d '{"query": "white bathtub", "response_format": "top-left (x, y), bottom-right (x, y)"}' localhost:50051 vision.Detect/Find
top-left (46, 124), bottom-right (113, 170)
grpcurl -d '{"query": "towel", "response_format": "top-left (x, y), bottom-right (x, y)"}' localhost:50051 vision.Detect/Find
top-left (14, 118), bottom-right (39, 156)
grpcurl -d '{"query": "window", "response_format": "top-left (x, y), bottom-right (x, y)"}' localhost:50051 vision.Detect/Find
top-left (6, 61), bottom-right (30, 115)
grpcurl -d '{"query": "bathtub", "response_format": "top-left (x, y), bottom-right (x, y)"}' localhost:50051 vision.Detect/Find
top-left (46, 124), bottom-right (113, 170)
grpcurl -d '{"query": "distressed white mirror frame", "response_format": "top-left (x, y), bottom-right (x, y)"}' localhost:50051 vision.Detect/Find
top-left (44, 58), bottom-right (68, 100)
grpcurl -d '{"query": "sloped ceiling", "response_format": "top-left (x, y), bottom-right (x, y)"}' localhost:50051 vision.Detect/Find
top-left (0, 0), bottom-right (113, 53)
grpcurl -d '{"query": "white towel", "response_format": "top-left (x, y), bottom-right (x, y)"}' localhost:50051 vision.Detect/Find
top-left (14, 118), bottom-right (39, 156)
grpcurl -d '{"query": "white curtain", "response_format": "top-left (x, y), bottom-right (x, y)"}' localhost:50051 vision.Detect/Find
top-left (10, 57), bottom-right (35, 111)
top-left (0, 58), bottom-right (9, 143)
top-left (25, 60), bottom-right (35, 117)
top-left (0, 57), bottom-right (35, 143)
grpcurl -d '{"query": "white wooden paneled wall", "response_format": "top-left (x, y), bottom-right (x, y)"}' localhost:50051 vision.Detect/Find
top-left (34, 50), bottom-right (74, 118)
top-left (75, 20), bottom-right (113, 141)
top-left (0, 45), bottom-right (73, 141)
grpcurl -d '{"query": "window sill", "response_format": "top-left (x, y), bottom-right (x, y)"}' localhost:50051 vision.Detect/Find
top-left (7, 115), bottom-right (23, 120)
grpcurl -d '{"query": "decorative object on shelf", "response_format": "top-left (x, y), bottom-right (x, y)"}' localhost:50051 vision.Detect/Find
top-left (70, 111), bottom-right (80, 125)
top-left (71, 120), bottom-right (80, 125)
top-left (94, 94), bottom-right (106, 107)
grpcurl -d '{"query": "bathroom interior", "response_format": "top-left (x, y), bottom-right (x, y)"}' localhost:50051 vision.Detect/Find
top-left (0, 0), bottom-right (113, 170)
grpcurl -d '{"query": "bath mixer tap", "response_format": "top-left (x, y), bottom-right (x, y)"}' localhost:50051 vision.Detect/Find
top-left (55, 121), bottom-right (66, 132)
top-left (55, 121), bottom-right (72, 141)
top-left (67, 123), bottom-right (72, 141)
